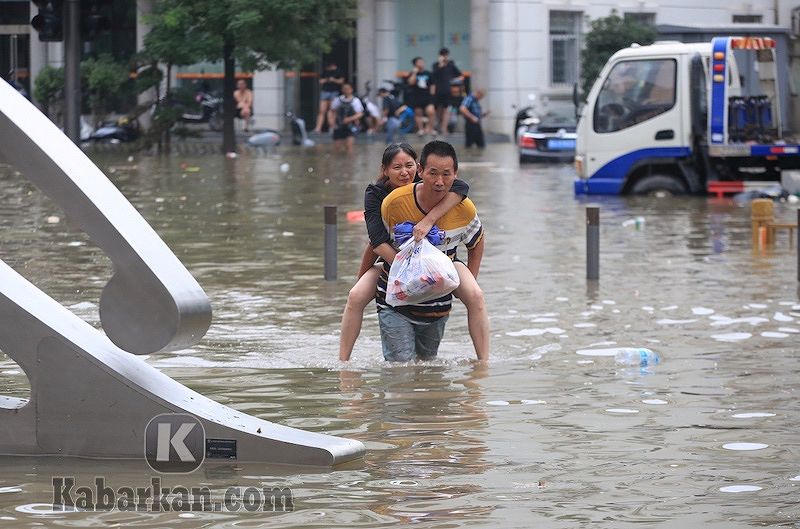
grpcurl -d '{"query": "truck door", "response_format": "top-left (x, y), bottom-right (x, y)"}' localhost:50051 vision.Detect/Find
top-left (585, 58), bottom-right (686, 193)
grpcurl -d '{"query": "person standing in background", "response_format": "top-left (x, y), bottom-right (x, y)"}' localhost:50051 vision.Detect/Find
top-left (328, 82), bottom-right (364, 154)
top-left (233, 79), bottom-right (254, 132)
top-left (431, 48), bottom-right (463, 135)
top-left (406, 57), bottom-right (436, 136)
top-left (459, 89), bottom-right (488, 148)
top-left (313, 62), bottom-right (344, 133)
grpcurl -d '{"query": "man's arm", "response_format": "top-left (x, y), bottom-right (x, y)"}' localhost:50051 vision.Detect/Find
top-left (466, 235), bottom-right (484, 279)
top-left (413, 191), bottom-right (462, 241)
top-left (460, 101), bottom-right (479, 123)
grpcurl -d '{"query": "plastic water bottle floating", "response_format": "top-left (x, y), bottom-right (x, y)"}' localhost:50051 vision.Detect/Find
top-left (614, 348), bottom-right (660, 367)
top-left (622, 216), bottom-right (646, 229)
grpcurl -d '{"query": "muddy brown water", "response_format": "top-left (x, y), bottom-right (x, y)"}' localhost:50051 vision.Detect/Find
top-left (0, 142), bottom-right (799, 528)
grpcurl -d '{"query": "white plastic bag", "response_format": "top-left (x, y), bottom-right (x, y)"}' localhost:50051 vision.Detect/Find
top-left (386, 238), bottom-right (460, 307)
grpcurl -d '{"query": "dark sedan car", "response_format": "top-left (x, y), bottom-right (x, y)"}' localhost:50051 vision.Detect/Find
top-left (517, 107), bottom-right (577, 163)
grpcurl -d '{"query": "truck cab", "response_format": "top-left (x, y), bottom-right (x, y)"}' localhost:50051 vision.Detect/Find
top-left (574, 37), bottom-right (799, 195)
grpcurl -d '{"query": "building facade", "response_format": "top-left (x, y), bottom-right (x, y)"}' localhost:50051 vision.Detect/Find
top-left (355, 0), bottom-right (793, 135)
top-left (3, 0), bottom-right (798, 134)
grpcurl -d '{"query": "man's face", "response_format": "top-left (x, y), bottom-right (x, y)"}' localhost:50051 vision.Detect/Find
top-left (415, 59), bottom-right (425, 70)
top-left (237, 80), bottom-right (246, 90)
top-left (342, 84), bottom-right (353, 96)
top-left (420, 154), bottom-right (456, 198)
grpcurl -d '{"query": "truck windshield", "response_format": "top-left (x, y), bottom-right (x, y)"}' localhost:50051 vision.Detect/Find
top-left (593, 59), bottom-right (677, 133)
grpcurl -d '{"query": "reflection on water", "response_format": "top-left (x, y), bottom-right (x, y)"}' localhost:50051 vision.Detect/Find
top-left (0, 144), bottom-right (799, 527)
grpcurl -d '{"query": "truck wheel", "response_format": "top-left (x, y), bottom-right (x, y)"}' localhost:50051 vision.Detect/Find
top-left (631, 175), bottom-right (686, 197)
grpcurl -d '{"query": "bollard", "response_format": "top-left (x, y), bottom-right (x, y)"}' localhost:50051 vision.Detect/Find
top-left (324, 205), bottom-right (337, 281)
top-left (586, 205), bottom-right (599, 280)
top-left (798, 209), bottom-right (800, 282)
top-left (751, 198), bottom-right (774, 247)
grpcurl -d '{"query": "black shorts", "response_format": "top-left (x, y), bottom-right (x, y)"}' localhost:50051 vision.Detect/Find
top-left (333, 124), bottom-right (355, 140)
top-left (414, 93), bottom-right (433, 109)
top-left (434, 92), bottom-right (452, 108)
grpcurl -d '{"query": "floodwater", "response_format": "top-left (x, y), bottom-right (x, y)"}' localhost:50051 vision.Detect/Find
top-left (1, 141), bottom-right (799, 528)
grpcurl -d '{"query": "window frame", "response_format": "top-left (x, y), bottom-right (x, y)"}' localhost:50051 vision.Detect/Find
top-left (549, 10), bottom-right (583, 87)
top-left (592, 58), bottom-right (678, 134)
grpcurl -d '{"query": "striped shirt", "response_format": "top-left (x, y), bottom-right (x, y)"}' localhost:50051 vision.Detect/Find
top-left (376, 182), bottom-right (483, 320)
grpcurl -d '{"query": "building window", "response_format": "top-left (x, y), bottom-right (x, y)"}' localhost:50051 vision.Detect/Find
top-left (624, 12), bottom-right (656, 26)
top-left (733, 14), bottom-right (763, 23)
top-left (550, 11), bottom-right (582, 87)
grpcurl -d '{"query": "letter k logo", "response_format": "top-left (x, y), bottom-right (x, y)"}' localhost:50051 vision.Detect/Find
top-left (157, 423), bottom-right (196, 462)
top-left (145, 414), bottom-right (205, 473)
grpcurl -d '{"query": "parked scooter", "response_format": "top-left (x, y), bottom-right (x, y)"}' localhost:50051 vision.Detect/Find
top-left (247, 111), bottom-right (314, 150)
top-left (89, 116), bottom-right (141, 143)
top-left (287, 110), bottom-right (314, 146)
top-left (170, 89), bottom-right (224, 132)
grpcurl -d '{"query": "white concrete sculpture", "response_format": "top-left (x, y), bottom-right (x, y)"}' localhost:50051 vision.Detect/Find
top-left (0, 79), bottom-right (364, 466)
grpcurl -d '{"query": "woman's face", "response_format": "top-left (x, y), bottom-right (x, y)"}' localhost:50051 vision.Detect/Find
top-left (383, 151), bottom-right (418, 188)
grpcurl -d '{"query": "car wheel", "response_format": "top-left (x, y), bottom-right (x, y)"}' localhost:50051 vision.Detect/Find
top-left (631, 175), bottom-right (687, 197)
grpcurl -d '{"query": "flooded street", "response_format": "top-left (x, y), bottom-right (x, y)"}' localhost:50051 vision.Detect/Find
top-left (1, 141), bottom-right (799, 527)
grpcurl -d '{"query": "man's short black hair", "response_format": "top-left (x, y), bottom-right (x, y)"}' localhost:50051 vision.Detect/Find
top-left (420, 140), bottom-right (458, 172)
top-left (439, 48), bottom-right (450, 56)
top-left (412, 56), bottom-right (423, 65)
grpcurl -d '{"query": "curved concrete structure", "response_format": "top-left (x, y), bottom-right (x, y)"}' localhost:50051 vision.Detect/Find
top-left (0, 80), bottom-right (365, 466)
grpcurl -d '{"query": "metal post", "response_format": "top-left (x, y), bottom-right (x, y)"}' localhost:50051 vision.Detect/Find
top-left (797, 209), bottom-right (799, 282)
top-left (587, 205), bottom-right (599, 280)
top-left (324, 205), bottom-right (337, 281)
top-left (63, 0), bottom-right (81, 143)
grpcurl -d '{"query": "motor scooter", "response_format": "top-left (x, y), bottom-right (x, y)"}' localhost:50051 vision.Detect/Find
top-left (181, 90), bottom-right (223, 131)
top-left (89, 116), bottom-right (141, 143)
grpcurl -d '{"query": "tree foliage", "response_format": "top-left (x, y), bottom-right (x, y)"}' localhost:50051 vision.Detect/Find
top-left (34, 65), bottom-right (65, 119)
top-left (81, 54), bottom-right (131, 121)
top-left (580, 12), bottom-right (656, 99)
top-left (143, 0), bottom-right (357, 152)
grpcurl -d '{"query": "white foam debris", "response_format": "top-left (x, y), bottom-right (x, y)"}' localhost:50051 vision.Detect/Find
top-left (711, 332), bottom-right (752, 342)
top-left (661, 305), bottom-right (679, 311)
top-left (657, 318), bottom-right (698, 325)
top-left (732, 412), bottom-right (775, 418)
top-left (710, 316), bottom-right (769, 327)
top-left (507, 327), bottom-right (565, 337)
top-left (778, 327), bottom-right (800, 334)
top-left (761, 332), bottom-right (789, 338)
top-left (722, 442), bottom-right (768, 451)
top-left (692, 307), bottom-right (715, 315)
top-left (774, 312), bottom-right (794, 322)
top-left (606, 408), bottom-right (639, 414)
top-left (720, 485), bottom-right (762, 493)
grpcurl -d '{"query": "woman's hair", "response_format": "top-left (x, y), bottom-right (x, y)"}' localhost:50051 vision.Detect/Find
top-left (376, 143), bottom-right (418, 185)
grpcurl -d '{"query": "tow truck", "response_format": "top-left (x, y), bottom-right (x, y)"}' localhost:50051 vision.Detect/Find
top-left (573, 36), bottom-right (800, 195)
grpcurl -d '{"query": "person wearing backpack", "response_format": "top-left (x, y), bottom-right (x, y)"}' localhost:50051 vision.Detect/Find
top-left (328, 83), bottom-right (364, 154)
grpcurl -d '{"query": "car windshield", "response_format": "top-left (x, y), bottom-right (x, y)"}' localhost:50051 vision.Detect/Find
top-left (540, 107), bottom-right (576, 126)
